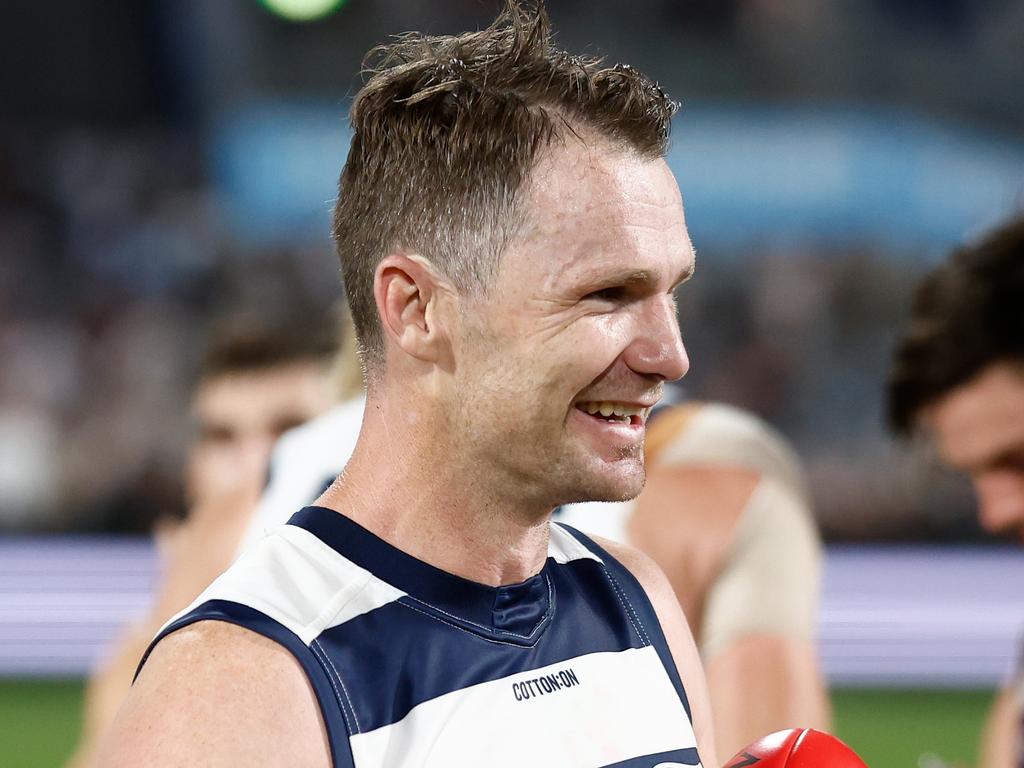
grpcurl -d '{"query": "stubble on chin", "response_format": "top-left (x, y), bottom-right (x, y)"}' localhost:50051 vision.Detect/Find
top-left (614, 439), bottom-right (643, 461)
top-left (606, 436), bottom-right (648, 497)
top-left (557, 448), bottom-right (647, 505)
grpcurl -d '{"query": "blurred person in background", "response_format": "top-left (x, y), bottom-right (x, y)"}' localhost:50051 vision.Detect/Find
top-left (67, 316), bottom-right (334, 768)
top-left (889, 215), bottom-right (1024, 768)
top-left (561, 400), bottom-right (831, 757)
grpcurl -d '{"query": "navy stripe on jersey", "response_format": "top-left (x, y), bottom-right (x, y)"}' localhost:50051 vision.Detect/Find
top-left (601, 747), bottom-right (702, 768)
top-left (142, 599), bottom-right (355, 768)
top-left (289, 506), bottom-right (552, 638)
top-left (316, 554), bottom-right (646, 733)
top-left (558, 524), bottom-right (695, 723)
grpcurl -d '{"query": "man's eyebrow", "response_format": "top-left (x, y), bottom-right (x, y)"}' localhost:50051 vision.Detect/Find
top-left (581, 268), bottom-right (655, 287)
top-left (671, 255), bottom-right (697, 290)
top-left (578, 255), bottom-right (696, 290)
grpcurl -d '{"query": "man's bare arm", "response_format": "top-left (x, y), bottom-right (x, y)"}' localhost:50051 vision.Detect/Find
top-left (629, 465), bottom-right (830, 758)
top-left (593, 535), bottom-right (719, 768)
top-left (69, 491), bottom-right (259, 768)
top-left (66, 623), bottom-right (155, 768)
top-left (978, 685), bottom-right (1020, 768)
top-left (704, 635), bottom-right (830, 759)
top-left (96, 621), bottom-right (331, 768)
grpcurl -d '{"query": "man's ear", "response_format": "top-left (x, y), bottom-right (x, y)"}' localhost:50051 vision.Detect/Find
top-left (373, 253), bottom-right (454, 367)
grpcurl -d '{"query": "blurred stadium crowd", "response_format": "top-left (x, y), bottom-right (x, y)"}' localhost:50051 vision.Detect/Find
top-left (0, 127), bottom-right (339, 532)
top-left (1, 0), bottom-right (1023, 539)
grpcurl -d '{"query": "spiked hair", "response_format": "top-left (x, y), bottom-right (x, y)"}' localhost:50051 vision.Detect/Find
top-left (332, 0), bottom-right (678, 374)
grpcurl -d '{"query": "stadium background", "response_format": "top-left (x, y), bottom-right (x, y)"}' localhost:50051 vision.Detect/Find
top-left (1, 0), bottom-right (1023, 765)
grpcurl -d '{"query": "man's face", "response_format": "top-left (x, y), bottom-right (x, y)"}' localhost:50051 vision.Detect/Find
top-left (925, 361), bottom-right (1024, 543)
top-left (184, 361), bottom-right (332, 507)
top-left (449, 140), bottom-right (693, 509)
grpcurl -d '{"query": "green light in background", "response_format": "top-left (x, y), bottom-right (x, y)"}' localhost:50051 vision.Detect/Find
top-left (260, 0), bottom-right (346, 22)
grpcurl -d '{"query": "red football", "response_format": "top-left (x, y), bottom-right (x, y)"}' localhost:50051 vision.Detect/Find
top-left (724, 728), bottom-right (868, 767)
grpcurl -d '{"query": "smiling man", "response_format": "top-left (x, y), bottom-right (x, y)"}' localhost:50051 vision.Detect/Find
top-left (98, 3), bottom-right (716, 768)
top-left (889, 215), bottom-right (1024, 768)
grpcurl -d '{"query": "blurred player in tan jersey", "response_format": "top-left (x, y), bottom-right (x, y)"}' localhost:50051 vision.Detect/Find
top-left (889, 216), bottom-right (1024, 768)
top-left (67, 322), bottom-right (334, 768)
top-left (559, 401), bottom-right (831, 757)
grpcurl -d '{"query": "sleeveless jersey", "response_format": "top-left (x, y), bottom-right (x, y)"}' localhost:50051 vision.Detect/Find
top-left (145, 506), bottom-right (703, 768)
top-left (238, 397), bottom-right (817, 660)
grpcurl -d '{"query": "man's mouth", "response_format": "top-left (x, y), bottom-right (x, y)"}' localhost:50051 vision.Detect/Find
top-left (574, 401), bottom-right (650, 427)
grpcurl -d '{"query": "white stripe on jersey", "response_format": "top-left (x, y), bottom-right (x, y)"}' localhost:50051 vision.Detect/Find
top-left (348, 645), bottom-right (699, 768)
top-left (168, 524), bottom-right (404, 644)
top-left (548, 521), bottom-right (604, 565)
top-left (168, 519), bottom-right (603, 646)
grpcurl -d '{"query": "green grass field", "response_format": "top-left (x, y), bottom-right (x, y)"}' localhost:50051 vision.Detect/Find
top-left (0, 680), bottom-right (994, 767)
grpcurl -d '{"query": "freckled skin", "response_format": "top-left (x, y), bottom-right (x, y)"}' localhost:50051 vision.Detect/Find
top-left (448, 136), bottom-right (694, 511)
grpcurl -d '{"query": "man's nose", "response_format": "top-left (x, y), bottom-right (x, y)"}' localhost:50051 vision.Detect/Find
top-left (973, 471), bottom-right (1024, 535)
top-left (624, 295), bottom-right (689, 382)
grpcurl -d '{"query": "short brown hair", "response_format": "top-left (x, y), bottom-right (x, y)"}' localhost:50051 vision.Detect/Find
top-left (332, 0), bottom-right (678, 374)
top-left (198, 316), bottom-right (334, 383)
top-left (887, 215), bottom-right (1024, 434)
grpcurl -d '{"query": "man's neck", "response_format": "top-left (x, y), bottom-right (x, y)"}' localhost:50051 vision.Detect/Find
top-left (316, 392), bottom-right (552, 587)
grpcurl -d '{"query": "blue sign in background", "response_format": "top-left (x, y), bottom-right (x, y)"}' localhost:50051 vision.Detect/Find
top-left (210, 101), bottom-right (1024, 255)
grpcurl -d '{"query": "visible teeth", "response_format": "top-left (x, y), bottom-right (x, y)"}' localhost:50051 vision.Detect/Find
top-left (579, 401), bottom-right (645, 420)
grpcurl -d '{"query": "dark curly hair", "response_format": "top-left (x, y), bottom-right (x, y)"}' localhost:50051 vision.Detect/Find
top-left (332, 0), bottom-right (679, 374)
top-left (887, 215), bottom-right (1024, 434)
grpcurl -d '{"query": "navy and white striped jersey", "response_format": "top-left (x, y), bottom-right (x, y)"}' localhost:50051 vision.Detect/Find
top-left (144, 505), bottom-right (703, 768)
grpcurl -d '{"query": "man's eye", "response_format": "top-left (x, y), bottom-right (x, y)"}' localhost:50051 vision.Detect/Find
top-left (199, 426), bottom-right (235, 445)
top-left (996, 452), bottom-right (1024, 473)
top-left (585, 287), bottom-right (627, 303)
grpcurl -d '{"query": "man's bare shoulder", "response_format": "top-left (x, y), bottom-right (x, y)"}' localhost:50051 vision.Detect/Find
top-left (588, 534), bottom-right (675, 602)
top-left (587, 533), bottom-right (719, 767)
top-left (586, 533), bottom-right (694, 644)
top-left (97, 620), bottom-right (331, 768)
